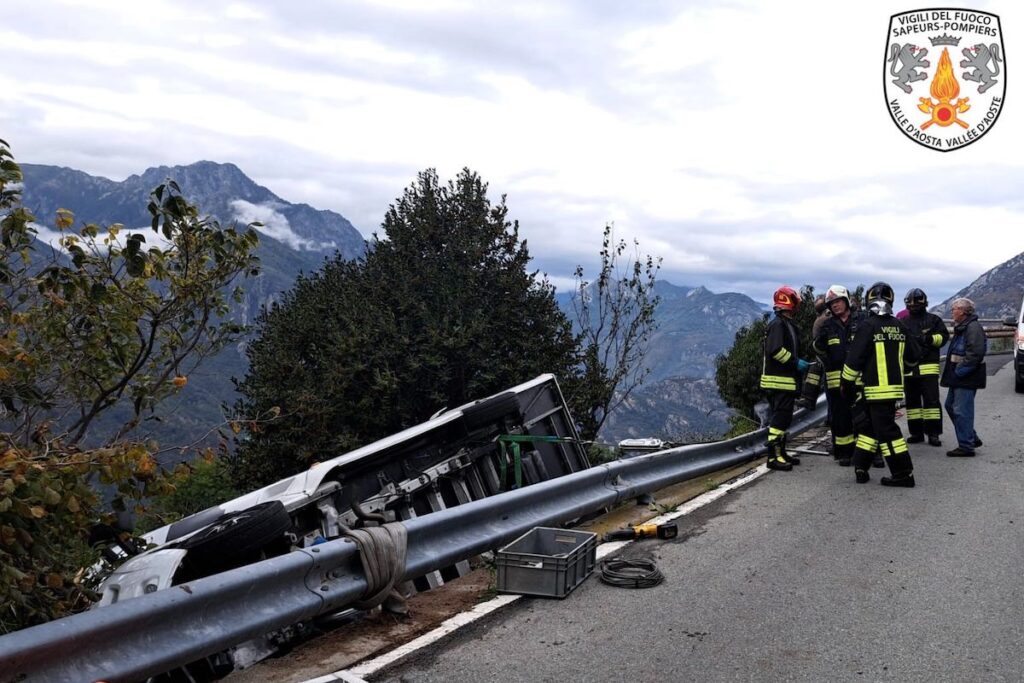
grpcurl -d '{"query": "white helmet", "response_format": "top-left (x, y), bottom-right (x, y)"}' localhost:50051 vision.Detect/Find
top-left (824, 284), bottom-right (850, 308)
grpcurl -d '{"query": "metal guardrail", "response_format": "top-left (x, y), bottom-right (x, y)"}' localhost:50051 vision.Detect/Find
top-left (0, 402), bottom-right (828, 683)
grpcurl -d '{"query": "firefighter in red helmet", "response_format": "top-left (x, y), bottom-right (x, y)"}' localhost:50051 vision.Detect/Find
top-left (759, 285), bottom-right (808, 471)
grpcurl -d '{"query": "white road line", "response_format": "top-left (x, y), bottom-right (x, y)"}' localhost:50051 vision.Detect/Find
top-left (307, 463), bottom-right (769, 683)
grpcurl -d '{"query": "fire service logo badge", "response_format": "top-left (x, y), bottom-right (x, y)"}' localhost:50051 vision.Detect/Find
top-left (885, 9), bottom-right (1005, 151)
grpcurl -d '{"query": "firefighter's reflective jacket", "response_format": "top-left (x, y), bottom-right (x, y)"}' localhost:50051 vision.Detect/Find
top-left (901, 311), bottom-right (948, 377)
top-left (841, 314), bottom-right (921, 401)
top-left (760, 313), bottom-right (801, 392)
top-left (812, 311), bottom-right (865, 389)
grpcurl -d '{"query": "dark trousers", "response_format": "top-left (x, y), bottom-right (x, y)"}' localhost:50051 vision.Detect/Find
top-left (767, 390), bottom-right (795, 450)
top-left (825, 388), bottom-right (855, 459)
top-left (851, 401), bottom-right (913, 477)
top-left (904, 374), bottom-right (942, 436)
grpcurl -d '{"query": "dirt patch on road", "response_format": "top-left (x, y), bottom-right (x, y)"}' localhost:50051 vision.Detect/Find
top-left (227, 567), bottom-right (495, 683)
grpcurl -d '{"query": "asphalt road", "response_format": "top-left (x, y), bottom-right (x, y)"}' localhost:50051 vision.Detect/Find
top-left (375, 357), bottom-right (1023, 682)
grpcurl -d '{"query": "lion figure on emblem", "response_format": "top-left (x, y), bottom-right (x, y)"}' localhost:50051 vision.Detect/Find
top-left (961, 43), bottom-right (1002, 94)
top-left (889, 43), bottom-right (930, 94)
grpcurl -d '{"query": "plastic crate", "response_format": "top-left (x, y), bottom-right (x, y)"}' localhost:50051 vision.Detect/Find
top-left (496, 527), bottom-right (597, 598)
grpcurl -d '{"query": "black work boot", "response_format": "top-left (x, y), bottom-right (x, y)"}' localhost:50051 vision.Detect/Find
top-left (927, 435), bottom-right (942, 447)
top-left (906, 434), bottom-right (924, 444)
top-left (880, 473), bottom-right (915, 487)
top-left (779, 436), bottom-right (800, 465)
top-left (855, 469), bottom-right (870, 484)
top-left (766, 443), bottom-right (792, 471)
top-left (973, 436), bottom-right (983, 448)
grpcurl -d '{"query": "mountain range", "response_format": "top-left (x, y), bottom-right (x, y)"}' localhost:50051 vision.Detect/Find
top-left (16, 160), bottom-right (1021, 449)
top-left (19, 161), bottom-right (366, 447)
top-left (932, 250), bottom-right (1024, 318)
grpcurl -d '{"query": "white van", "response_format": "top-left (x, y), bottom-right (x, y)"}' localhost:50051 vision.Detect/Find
top-left (1004, 294), bottom-right (1024, 393)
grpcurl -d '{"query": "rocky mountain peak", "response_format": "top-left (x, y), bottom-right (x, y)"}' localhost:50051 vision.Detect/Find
top-left (933, 250), bottom-right (1024, 318)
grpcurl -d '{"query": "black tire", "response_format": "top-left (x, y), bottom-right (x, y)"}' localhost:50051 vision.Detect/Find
top-left (180, 501), bottom-right (292, 575)
top-left (1015, 372), bottom-right (1024, 394)
top-left (460, 392), bottom-right (522, 432)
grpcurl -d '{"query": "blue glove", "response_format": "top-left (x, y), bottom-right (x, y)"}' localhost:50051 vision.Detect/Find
top-left (954, 364), bottom-right (972, 378)
top-left (796, 358), bottom-right (810, 372)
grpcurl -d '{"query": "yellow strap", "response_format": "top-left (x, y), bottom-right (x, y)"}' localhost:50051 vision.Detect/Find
top-left (835, 434), bottom-right (856, 446)
top-left (856, 434), bottom-right (879, 450)
top-left (892, 439), bottom-right (909, 454)
top-left (875, 341), bottom-right (889, 389)
top-left (864, 386), bottom-right (904, 400)
top-left (931, 333), bottom-right (944, 347)
top-left (828, 338), bottom-right (840, 346)
top-left (773, 348), bottom-right (792, 363)
top-left (841, 365), bottom-right (860, 381)
top-left (918, 363), bottom-right (940, 375)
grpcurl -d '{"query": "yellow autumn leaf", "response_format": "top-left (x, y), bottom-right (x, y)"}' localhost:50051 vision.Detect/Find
top-left (229, 421), bottom-right (241, 434)
top-left (30, 506), bottom-right (46, 519)
top-left (172, 375), bottom-right (188, 388)
top-left (55, 208), bottom-right (74, 230)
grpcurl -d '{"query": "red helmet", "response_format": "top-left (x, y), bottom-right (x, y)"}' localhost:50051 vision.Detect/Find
top-left (773, 286), bottom-right (800, 312)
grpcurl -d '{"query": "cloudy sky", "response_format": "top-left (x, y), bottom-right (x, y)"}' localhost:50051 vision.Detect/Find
top-left (3, 0), bottom-right (1021, 305)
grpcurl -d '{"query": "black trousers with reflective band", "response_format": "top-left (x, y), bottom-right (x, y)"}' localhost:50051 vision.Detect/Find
top-left (767, 391), bottom-right (795, 445)
top-left (904, 374), bottom-right (942, 436)
top-left (825, 389), bottom-right (855, 459)
top-left (851, 401), bottom-right (913, 477)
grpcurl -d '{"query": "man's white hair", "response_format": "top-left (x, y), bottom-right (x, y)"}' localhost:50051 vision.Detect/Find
top-left (951, 297), bottom-right (975, 315)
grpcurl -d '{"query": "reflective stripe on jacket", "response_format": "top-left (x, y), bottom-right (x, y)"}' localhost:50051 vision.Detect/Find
top-left (812, 311), bottom-right (863, 389)
top-left (841, 314), bottom-right (920, 401)
top-left (760, 313), bottom-right (800, 392)
top-left (901, 311), bottom-right (948, 376)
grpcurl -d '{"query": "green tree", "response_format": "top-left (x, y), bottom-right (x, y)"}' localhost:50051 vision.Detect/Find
top-left (714, 285), bottom-right (818, 425)
top-left (566, 224), bottom-right (660, 441)
top-left (231, 168), bottom-right (579, 489)
top-left (0, 139), bottom-right (260, 632)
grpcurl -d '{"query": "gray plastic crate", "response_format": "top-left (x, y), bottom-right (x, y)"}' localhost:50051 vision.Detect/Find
top-left (496, 527), bottom-right (597, 598)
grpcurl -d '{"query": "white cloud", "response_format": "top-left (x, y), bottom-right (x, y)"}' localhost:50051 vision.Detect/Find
top-left (2, 0), bottom-right (1022, 307)
top-left (229, 200), bottom-right (336, 252)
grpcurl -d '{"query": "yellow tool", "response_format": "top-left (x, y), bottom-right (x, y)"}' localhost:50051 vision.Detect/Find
top-left (603, 522), bottom-right (678, 542)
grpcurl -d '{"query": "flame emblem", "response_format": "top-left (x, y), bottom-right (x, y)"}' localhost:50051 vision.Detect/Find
top-left (918, 48), bottom-right (970, 128)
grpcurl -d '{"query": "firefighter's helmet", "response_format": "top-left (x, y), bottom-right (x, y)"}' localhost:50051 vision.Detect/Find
top-left (773, 286), bottom-right (800, 312)
top-left (866, 281), bottom-right (895, 316)
top-left (824, 284), bottom-right (850, 310)
top-left (904, 287), bottom-right (928, 311)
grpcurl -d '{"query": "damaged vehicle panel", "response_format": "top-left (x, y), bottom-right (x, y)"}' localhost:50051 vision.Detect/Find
top-left (95, 374), bottom-right (590, 604)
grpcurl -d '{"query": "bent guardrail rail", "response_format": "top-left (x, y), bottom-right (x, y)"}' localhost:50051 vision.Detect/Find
top-left (0, 402), bottom-right (827, 683)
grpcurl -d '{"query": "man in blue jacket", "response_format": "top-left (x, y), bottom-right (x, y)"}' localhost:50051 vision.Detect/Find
top-left (940, 298), bottom-right (987, 456)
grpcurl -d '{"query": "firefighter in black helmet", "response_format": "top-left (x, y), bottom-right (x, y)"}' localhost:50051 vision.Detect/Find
top-left (901, 288), bottom-right (949, 446)
top-left (760, 286), bottom-right (808, 471)
top-left (840, 282), bottom-right (922, 486)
